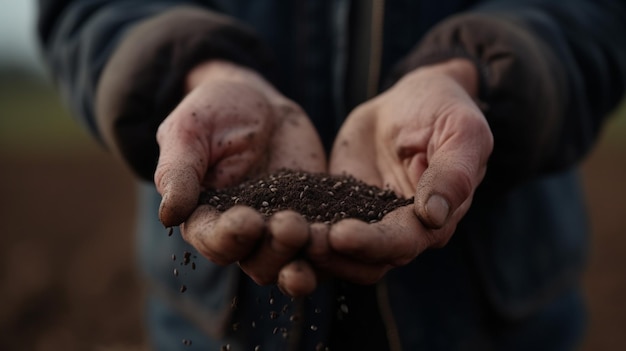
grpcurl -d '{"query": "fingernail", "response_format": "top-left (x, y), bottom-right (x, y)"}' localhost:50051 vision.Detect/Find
top-left (425, 194), bottom-right (450, 228)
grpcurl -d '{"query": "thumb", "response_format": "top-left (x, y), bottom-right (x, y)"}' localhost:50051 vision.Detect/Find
top-left (414, 142), bottom-right (488, 229)
top-left (413, 108), bottom-right (492, 229)
top-left (155, 165), bottom-right (201, 228)
top-left (154, 118), bottom-right (208, 228)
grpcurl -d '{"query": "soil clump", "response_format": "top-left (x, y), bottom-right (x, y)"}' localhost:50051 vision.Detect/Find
top-left (199, 169), bottom-right (414, 224)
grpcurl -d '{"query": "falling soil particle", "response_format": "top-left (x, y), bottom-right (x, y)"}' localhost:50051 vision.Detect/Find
top-left (182, 251), bottom-right (191, 265)
top-left (199, 169), bottom-right (413, 224)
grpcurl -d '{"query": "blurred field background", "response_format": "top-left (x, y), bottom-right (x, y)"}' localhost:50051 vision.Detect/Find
top-left (1, 1), bottom-right (625, 350)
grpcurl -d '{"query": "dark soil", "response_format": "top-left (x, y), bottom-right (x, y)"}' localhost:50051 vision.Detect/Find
top-left (199, 169), bottom-right (414, 224)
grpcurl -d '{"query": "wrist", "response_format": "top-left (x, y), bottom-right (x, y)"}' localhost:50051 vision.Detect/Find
top-left (409, 58), bottom-right (479, 99)
top-left (185, 60), bottom-right (288, 105)
top-left (185, 60), bottom-right (248, 92)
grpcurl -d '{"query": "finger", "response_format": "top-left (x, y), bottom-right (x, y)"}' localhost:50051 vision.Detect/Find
top-left (308, 222), bottom-right (389, 285)
top-left (277, 259), bottom-right (317, 297)
top-left (239, 210), bottom-right (309, 285)
top-left (328, 206), bottom-right (429, 267)
top-left (307, 238), bottom-right (394, 284)
top-left (180, 204), bottom-right (219, 249)
top-left (155, 111), bottom-right (209, 227)
top-left (414, 115), bottom-right (492, 229)
top-left (156, 167), bottom-right (201, 228)
top-left (181, 205), bottom-right (265, 265)
top-left (306, 222), bottom-right (332, 266)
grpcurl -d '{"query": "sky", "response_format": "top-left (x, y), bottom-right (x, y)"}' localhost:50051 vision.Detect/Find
top-left (0, 0), bottom-right (47, 75)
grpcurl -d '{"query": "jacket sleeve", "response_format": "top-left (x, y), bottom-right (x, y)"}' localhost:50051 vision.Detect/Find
top-left (386, 0), bottom-right (626, 189)
top-left (38, 1), bottom-right (274, 180)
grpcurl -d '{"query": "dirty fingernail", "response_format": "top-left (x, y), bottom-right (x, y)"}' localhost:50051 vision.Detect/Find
top-left (425, 194), bottom-right (449, 228)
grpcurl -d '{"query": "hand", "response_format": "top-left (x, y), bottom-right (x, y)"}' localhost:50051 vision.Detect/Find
top-left (311, 59), bottom-right (493, 284)
top-left (154, 60), bottom-right (325, 294)
top-left (184, 205), bottom-right (318, 296)
top-left (155, 60), bottom-right (326, 226)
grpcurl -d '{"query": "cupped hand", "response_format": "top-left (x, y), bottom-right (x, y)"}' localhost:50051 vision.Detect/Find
top-left (313, 58), bottom-right (493, 284)
top-left (155, 60), bottom-right (325, 226)
top-left (154, 60), bottom-right (325, 294)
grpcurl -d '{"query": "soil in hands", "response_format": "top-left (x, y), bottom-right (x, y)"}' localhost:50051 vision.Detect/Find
top-left (199, 169), bottom-right (414, 224)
